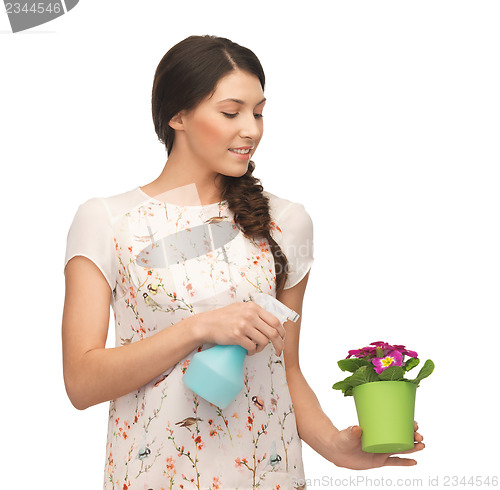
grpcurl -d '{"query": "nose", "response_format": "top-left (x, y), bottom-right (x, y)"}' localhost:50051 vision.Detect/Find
top-left (239, 112), bottom-right (262, 141)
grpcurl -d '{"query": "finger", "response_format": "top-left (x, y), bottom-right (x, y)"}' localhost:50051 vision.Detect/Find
top-left (345, 425), bottom-right (363, 440)
top-left (243, 339), bottom-right (258, 356)
top-left (414, 421), bottom-right (418, 432)
top-left (248, 330), bottom-right (269, 353)
top-left (254, 316), bottom-right (284, 355)
top-left (399, 442), bottom-right (425, 454)
top-left (414, 431), bottom-right (424, 443)
top-left (242, 333), bottom-right (266, 356)
top-left (384, 456), bottom-right (417, 467)
top-left (275, 319), bottom-right (286, 339)
top-left (255, 304), bottom-right (286, 339)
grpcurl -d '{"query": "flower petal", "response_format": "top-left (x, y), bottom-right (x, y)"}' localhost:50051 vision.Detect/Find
top-left (372, 357), bottom-right (385, 374)
top-left (390, 350), bottom-right (403, 366)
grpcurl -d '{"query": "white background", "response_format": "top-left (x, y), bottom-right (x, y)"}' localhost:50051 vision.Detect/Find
top-left (1, 1), bottom-right (499, 488)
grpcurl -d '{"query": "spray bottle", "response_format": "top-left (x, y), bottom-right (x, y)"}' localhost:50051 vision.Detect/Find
top-left (182, 293), bottom-right (299, 409)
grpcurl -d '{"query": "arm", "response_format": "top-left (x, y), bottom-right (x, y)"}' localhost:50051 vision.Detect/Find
top-left (62, 255), bottom-right (285, 411)
top-left (62, 256), bottom-right (204, 410)
top-left (277, 272), bottom-right (338, 456)
top-left (277, 272), bottom-right (424, 469)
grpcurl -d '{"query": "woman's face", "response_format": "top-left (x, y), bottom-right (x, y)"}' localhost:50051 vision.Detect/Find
top-left (172, 69), bottom-right (266, 178)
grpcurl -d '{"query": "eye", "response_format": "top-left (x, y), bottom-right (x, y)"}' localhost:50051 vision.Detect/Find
top-left (222, 112), bottom-right (264, 119)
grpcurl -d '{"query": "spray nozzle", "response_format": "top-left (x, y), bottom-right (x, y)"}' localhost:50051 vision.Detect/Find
top-left (251, 292), bottom-right (300, 324)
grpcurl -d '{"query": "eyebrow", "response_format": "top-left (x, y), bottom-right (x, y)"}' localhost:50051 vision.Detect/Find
top-left (217, 97), bottom-right (266, 107)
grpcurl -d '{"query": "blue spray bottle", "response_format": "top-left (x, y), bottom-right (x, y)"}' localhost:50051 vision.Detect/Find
top-left (182, 293), bottom-right (299, 409)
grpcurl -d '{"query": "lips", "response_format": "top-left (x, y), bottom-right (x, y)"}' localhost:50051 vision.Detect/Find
top-left (228, 148), bottom-right (252, 160)
top-left (228, 145), bottom-right (254, 156)
top-left (229, 148), bottom-right (251, 154)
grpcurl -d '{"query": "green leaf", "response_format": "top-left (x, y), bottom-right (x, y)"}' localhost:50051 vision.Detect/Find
top-left (349, 365), bottom-right (380, 387)
top-left (409, 359), bottom-right (435, 385)
top-left (378, 365), bottom-right (405, 381)
top-left (332, 379), bottom-right (350, 391)
top-left (337, 358), bottom-right (370, 373)
top-left (332, 376), bottom-right (354, 395)
top-left (404, 357), bottom-right (420, 372)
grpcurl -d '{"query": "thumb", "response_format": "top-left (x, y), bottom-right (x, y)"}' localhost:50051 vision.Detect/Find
top-left (346, 425), bottom-right (362, 440)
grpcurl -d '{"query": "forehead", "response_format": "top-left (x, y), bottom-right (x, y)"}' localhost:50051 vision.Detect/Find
top-left (210, 70), bottom-right (264, 103)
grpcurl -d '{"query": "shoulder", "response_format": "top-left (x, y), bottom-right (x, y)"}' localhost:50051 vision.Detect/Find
top-left (263, 190), bottom-right (314, 290)
top-left (263, 189), bottom-right (294, 219)
top-left (263, 189), bottom-right (313, 230)
top-left (73, 187), bottom-right (145, 224)
top-left (70, 197), bottom-right (110, 230)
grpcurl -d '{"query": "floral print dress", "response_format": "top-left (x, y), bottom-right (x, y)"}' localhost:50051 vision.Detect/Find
top-left (64, 186), bottom-right (314, 489)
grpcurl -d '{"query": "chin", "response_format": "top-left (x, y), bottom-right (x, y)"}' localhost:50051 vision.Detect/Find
top-left (219, 163), bottom-right (249, 178)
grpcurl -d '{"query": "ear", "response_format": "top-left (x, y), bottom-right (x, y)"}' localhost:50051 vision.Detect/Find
top-left (168, 110), bottom-right (186, 131)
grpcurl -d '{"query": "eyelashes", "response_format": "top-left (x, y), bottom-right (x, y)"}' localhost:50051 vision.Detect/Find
top-left (222, 112), bottom-right (264, 119)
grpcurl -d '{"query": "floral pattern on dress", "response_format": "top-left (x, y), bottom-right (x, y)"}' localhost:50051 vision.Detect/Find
top-left (66, 187), bottom-right (310, 489)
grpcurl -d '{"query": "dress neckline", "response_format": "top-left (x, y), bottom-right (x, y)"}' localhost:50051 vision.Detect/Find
top-left (135, 186), bottom-right (228, 208)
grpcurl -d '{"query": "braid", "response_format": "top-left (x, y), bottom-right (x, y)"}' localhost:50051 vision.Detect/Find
top-left (150, 35), bottom-right (288, 292)
top-left (220, 160), bottom-right (289, 294)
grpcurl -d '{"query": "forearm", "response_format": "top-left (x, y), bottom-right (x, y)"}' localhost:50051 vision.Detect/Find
top-left (66, 314), bottom-right (203, 410)
top-left (287, 367), bottom-right (339, 460)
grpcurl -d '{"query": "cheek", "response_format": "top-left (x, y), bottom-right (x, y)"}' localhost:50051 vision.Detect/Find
top-left (194, 115), bottom-right (230, 149)
top-left (258, 125), bottom-right (264, 142)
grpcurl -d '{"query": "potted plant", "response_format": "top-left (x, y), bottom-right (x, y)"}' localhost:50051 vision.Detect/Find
top-left (332, 341), bottom-right (434, 453)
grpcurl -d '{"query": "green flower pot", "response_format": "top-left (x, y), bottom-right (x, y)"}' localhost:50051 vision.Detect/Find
top-left (352, 380), bottom-right (416, 453)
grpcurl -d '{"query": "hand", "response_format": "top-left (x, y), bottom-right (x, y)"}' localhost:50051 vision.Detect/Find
top-left (328, 421), bottom-right (425, 470)
top-left (195, 301), bottom-right (286, 356)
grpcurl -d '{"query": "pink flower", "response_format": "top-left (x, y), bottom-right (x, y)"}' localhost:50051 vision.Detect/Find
top-left (346, 341), bottom-right (418, 360)
top-left (391, 344), bottom-right (418, 358)
top-left (346, 346), bottom-right (376, 359)
top-left (372, 350), bottom-right (403, 374)
top-left (346, 349), bottom-right (364, 358)
top-left (370, 341), bottom-right (392, 350)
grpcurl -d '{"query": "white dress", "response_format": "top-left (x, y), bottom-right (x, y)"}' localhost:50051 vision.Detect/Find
top-left (64, 186), bottom-right (314, 490)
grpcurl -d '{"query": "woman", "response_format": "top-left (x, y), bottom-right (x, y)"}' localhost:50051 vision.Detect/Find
top-left (62, 35), bottom-right (424, 489)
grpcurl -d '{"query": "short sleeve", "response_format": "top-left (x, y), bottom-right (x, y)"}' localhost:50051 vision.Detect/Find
top-left (272, 202), bottom-right (314, 290)
top-left (64, 197), bottom-right (116, 293)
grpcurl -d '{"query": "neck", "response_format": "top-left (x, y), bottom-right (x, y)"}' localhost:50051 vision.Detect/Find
top-left (142, 155), bottom-right (224, 206)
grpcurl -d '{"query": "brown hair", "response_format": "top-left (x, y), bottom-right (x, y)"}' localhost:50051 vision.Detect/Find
top-left (151, 35), bottom-right (289, 293)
